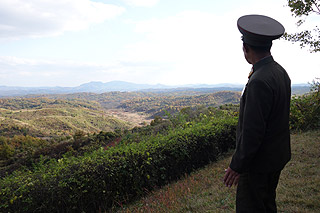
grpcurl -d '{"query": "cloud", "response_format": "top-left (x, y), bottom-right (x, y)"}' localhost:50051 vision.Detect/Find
top-left (0, 0), bottom-right (125, 40)
top-left (0, 56), bottom-right (165, 87)
top-left (122, 0), bottom-right (160, 7)
top-left (122, 10), bottom-right (245, 85)
top-left (120, 1), bottom-right (319, 85)
top-left (0, 0), bottom-right (318, 87)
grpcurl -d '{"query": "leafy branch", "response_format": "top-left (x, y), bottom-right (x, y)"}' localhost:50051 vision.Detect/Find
top-left (284, 0), bottom-right (320, 52)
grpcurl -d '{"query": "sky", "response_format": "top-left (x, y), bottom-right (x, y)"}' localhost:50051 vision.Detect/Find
top-left (0, 0), bottom-right (319, 87)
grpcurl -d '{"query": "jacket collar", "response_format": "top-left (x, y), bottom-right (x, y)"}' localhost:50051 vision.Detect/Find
top-left (253, 55), bottom-right (274, 71)
top-left (248, 56), bottom-right (274, 79)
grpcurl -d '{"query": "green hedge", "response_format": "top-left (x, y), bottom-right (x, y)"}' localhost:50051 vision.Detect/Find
top-left (290, 79), bottom-right (320, 131)
top-left (0, 116), bottom-right (237, 212)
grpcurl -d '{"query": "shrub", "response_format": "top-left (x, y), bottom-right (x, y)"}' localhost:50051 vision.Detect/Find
top-left (0, 137), bottom-right (14, 160)
top-left (0, 114), bottom-right (237, 212)
top-left (290, 78), bottom-right (320, 131)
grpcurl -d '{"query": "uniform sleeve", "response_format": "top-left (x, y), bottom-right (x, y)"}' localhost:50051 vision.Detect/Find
top-left (230, 79), bottom-right (273, 173)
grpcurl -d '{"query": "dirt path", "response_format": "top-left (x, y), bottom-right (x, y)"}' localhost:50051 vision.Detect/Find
top-left (104, 109), bottom-right (152, 127)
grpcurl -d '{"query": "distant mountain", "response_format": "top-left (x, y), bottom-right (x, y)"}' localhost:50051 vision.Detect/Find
top-left (0, 81), bottom-right (170, 97)
top-left (73, 81), bottom-right (171, 93)
top-left (0, 81), bottom-right (310, 97)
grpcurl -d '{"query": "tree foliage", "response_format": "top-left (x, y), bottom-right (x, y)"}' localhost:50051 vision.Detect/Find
top-left (284, 0), bottom-right (320, 52)
top-left (119, 91), bottom-right (240, 118)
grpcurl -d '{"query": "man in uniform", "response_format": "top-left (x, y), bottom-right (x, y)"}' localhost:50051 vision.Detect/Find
top-left (223, 15), bottom-right (291, 212)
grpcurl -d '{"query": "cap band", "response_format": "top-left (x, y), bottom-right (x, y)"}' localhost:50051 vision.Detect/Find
top-left (241, 35), bottom-right (272, 47)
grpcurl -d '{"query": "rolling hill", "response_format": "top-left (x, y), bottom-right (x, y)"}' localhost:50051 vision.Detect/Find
top-left (0, 90), bottom-right (242, 137)
top-left (0, 98), bottom-right (130, 137)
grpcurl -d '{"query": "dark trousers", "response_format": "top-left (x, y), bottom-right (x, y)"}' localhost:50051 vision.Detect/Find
top-left (236, 171), bottom-right (281, 213)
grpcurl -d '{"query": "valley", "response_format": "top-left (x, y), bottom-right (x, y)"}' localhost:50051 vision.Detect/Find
top-left (0, 90), bottom-right (241, 137)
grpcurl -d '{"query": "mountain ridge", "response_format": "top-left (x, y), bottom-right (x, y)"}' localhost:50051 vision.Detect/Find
top-left (0, 80), bottom-right (310, 97)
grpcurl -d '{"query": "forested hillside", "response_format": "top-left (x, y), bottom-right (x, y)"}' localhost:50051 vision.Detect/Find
top-left (0, 91), bottom-right (241, 138)
top-left (0, 97), bottom-right (130, 137)
top-left (119, 91), bottom-right (240, 117)
top-left (26, 90), bottom-right (241, 110)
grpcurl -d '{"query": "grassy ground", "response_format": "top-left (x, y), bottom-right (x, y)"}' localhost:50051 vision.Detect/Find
top-left (115, 130), bottom-right (320, 213)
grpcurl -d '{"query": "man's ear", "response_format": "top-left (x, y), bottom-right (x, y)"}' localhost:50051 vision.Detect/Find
top-left (243, 43), bottom-right (249, 53)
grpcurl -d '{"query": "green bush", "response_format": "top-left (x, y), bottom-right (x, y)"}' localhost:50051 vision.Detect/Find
top-left (0, 137), bottom-right (14, 160)
top-left (290, 79), bottom-right (320, 131)
top-left (0, 114), bottom-right (237, 212)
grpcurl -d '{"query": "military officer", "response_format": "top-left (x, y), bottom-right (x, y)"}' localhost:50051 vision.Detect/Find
top-left (223, 14), bottom-right (291, 213)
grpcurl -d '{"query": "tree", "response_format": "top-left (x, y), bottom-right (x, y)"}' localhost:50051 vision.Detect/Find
top-left (284, 0), bottom-right (320, 52)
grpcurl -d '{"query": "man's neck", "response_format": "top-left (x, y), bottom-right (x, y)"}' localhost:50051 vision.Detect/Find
top-left (251, 52), bottom-right (271, 65)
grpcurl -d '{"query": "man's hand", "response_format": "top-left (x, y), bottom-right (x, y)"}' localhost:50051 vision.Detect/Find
top-left (223, 167), bottom-right (240, 187)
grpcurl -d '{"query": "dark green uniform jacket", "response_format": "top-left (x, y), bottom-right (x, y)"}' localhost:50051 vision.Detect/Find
top-left (230, 56), bottom-right (291, 174)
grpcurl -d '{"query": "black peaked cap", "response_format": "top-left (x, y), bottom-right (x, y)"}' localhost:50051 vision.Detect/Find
top-left (237, 14), bottom-right (285, 47)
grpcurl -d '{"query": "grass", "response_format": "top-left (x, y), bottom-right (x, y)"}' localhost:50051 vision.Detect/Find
top-left (277, 131), bottom-right (320, 213)
top-left (0, 107), bottom-right (131, 137)
top-left (115, 130), bottom-right (320, 213)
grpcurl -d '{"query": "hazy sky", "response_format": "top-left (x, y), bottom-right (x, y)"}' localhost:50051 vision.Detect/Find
top-left (0, 0), bottom-right (319, 87)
